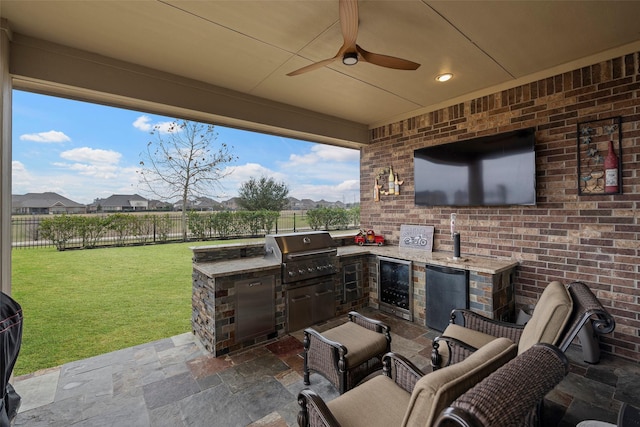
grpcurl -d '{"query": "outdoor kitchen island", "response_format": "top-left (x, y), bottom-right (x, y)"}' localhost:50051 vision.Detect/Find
top-left (191, 233), bottom-right (518, 357)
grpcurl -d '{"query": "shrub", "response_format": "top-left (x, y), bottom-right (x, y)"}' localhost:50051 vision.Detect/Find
top-left (77, 215), bottom-right (109, 248)
top-left (187, 211), bottom-right (211, 240)
top-left (38, 214), bottom-right (77, 250)
top-left (155, 214), bottom-right (174, 242)
top-left (306, 207), bottom-right (350, 230)
top-left (106, 213), bottom-right (134, 246)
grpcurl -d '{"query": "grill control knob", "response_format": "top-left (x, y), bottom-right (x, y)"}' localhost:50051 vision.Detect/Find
top-left (288, 271), bottom-right (296, 277)
top-left (298, 269), bottom-right (305, 275)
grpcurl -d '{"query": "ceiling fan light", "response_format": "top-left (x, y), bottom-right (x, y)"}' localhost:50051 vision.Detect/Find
top-left (436, 73), bottom-right (453, 82)
top-left (343, 52), bottom-right (358, 65)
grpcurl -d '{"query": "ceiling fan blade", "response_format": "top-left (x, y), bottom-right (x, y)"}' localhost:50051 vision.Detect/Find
top-left (286, 56), bottom-right (340, 76)
top-left (356, 45), bottom-right (421, 70)
top-left (288, 0), bottom-right (357, 77)
top-left (339, 0), bottom-right (358, 49)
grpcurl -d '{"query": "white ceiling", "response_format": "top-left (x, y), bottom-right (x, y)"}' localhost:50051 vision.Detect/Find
top-left (3, 0), bottom-right (640, 143)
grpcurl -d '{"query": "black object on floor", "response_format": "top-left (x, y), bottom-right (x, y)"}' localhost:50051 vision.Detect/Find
top-left (1, 292), bottom-right (23, 427)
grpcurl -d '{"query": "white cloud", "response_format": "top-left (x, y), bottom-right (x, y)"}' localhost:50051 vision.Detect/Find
top-left (60, 147), bottom-right (122, 164)
top-left (288, 144), bottom-right (359, 166)
top-left (53, 147), bottom-right (124, 181)
top-left (11, 161), bottom-right (33, 190)
top-left (133, 115), bottom-right (180, 134)
top-left (20, 130), bottom-right (71, 143)
top-left (52, 162), bottom-right (120, 179)
top-left (132, 115), bottom-right (153, 132)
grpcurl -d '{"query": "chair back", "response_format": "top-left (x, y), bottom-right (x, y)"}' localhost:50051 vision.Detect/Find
top-left (402, 337), bottom-right (517, 427)
top-left (557, 281), bottom-right (615, 352)
top-left (435, 343), bottom-right (569, 427)
top-left (518, 281), bottom-right (572, 354)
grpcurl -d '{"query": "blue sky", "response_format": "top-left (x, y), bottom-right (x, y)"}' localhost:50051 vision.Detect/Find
top-left (12, 90), bottom-right (361, 205)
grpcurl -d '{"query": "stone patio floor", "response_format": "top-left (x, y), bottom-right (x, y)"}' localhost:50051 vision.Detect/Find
top-left (11, 308), bottom-right (640, 426)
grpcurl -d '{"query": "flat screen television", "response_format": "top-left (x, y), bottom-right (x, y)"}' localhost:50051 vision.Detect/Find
top-left (414, 128), bottom-right (536, 207)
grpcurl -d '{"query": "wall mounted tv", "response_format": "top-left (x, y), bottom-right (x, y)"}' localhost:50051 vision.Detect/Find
top-left (414, 128), bottom-right (536, 207)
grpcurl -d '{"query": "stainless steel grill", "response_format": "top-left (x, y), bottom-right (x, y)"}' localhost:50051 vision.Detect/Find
top-left (265, 231), bottom-right (338, 285)
top-left (264, 231), bottom-right (338, 331)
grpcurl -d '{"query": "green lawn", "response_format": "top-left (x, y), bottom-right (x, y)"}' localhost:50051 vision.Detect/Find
top-left (10, 240), bottom-right (251, 376)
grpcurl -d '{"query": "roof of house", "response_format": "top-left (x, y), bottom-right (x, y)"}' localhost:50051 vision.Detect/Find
top-left (92, 194), bottom-right (148, 207)
top-left (12, 192), bottom-right (85, 208)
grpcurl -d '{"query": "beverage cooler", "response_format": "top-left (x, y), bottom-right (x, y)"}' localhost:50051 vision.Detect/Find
top-left (377, 256), bottom-right (412, 321)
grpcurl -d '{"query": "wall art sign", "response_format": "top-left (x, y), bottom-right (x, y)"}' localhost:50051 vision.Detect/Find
top-left (399, 224), bottom-right (434, 251)
top-left (577, 116), bottom-right (622, 195)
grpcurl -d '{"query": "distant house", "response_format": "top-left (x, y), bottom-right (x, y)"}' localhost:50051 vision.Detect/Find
top-left (173, 197), bottom-right (223, 212)
top-left (88, 194), bottom-right (149, 212)
top-left (147, 199), bottom-right (173, 211)
top-left (220, 197), bottom-right (241, 211)
top-left (12, 192), bottom-right (86, 215)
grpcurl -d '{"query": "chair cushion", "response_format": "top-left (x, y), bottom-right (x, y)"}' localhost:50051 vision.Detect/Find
top-left (321, 321), bottom-right (389, 368)
top-left (518, 281), bottom-right (573, 354)
top-left (437, 323), bottom-right (499, 366)
top-left (442, 323), bottom-right (498, 349)
top-left (327, 375), bottom-right (411, 427)
top-left (402, 337), bottom-right (517, 427)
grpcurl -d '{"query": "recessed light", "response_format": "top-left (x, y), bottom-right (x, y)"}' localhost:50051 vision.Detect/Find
top-left (435, 73), bottom-right (453, 82)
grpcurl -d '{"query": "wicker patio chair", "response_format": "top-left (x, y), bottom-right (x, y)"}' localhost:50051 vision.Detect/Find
top-left (303, 311), bottom-right (391, 394)
top-left (431, 281), bottom-right (615, 370)
top-left (431, 280), bottom-right (571, 370)
top-left (298, 337), bottom-right (517, 427)
top-left (435, 343), bottom-right (569, 427)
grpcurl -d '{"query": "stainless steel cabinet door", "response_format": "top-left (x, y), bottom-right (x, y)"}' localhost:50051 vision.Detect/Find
top-left (235, 276), bottom-right (275, 341)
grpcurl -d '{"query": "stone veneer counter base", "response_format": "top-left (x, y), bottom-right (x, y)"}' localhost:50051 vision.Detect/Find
top-left (191, 240), bottom-right (519, 357)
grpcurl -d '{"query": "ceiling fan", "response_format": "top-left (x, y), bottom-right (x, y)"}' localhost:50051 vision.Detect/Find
top-left (287, 0), bottom-right (421, 76)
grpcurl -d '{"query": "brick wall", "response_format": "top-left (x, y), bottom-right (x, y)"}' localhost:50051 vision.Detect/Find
top-left (361, 52), bottom-right (639, 361)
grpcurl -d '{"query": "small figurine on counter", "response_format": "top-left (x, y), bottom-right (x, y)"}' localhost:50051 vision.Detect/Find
top-left (354, 229), bottom-right (385, 246)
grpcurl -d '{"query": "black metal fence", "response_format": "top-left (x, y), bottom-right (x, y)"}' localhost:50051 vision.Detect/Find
top-left (11, 209), bottom-right (359, 250)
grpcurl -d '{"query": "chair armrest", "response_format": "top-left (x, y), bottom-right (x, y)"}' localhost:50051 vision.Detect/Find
top-left (304, 328), bottom-right (348, 354)
top-left (303, 328), bottom-right (348, 384)
top-left (382, 352), bottom-right (425, 393)
top-left (297, 389), bottom-right (342, 427)
top-left (558, 281), bottom-right (616, 351)
top-left (451, 309), bottom-right (525, 344)
top-left (431, 335), bottom-right (480, 370)
top-left (348, 311), bottom-right (391, 338)
top-left (434, 343), bottom-right (569, 427)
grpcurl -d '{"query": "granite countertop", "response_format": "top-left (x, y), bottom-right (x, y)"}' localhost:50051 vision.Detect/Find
top-left (337, 245), bottom-right (519, 274)
top-left (193, 256), bottom-right (280, 278)
top-left (193, 242), bottom-right (518, 278)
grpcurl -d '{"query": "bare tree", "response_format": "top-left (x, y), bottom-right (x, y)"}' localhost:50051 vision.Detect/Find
top-left (138, 120), bottom-right (236, 240)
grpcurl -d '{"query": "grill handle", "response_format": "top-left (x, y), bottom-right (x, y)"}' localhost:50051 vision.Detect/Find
top-left (285, 248), bottom-right (337, 260)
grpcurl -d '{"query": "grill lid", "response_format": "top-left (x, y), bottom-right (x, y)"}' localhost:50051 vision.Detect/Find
top-left (264, 231), bottom-right (336, 261)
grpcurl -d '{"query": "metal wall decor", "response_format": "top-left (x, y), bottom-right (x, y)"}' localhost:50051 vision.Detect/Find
top-left (577, 116), bottom-right (622, 195)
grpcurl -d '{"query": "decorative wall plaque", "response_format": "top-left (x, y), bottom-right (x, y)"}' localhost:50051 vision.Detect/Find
top-left (399, 224), bottom-right (434, 251)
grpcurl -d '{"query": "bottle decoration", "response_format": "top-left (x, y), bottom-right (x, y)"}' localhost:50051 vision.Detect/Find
top-left (375, 167), bottom-right (403, 199)
top-left (388, 167), bottom-right (395, 195)
top-left (394, 174), bottom-right (403, 195)
top-left (604, 140), bottom-right (619, 193)
top-left (373, 178), bottom-right (382, 202)
top-left (578, 117), bottom-right (621, 195)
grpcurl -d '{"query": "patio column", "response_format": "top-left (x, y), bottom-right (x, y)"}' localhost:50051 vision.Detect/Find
top-left (0, 20), bottom-right (12, 295)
